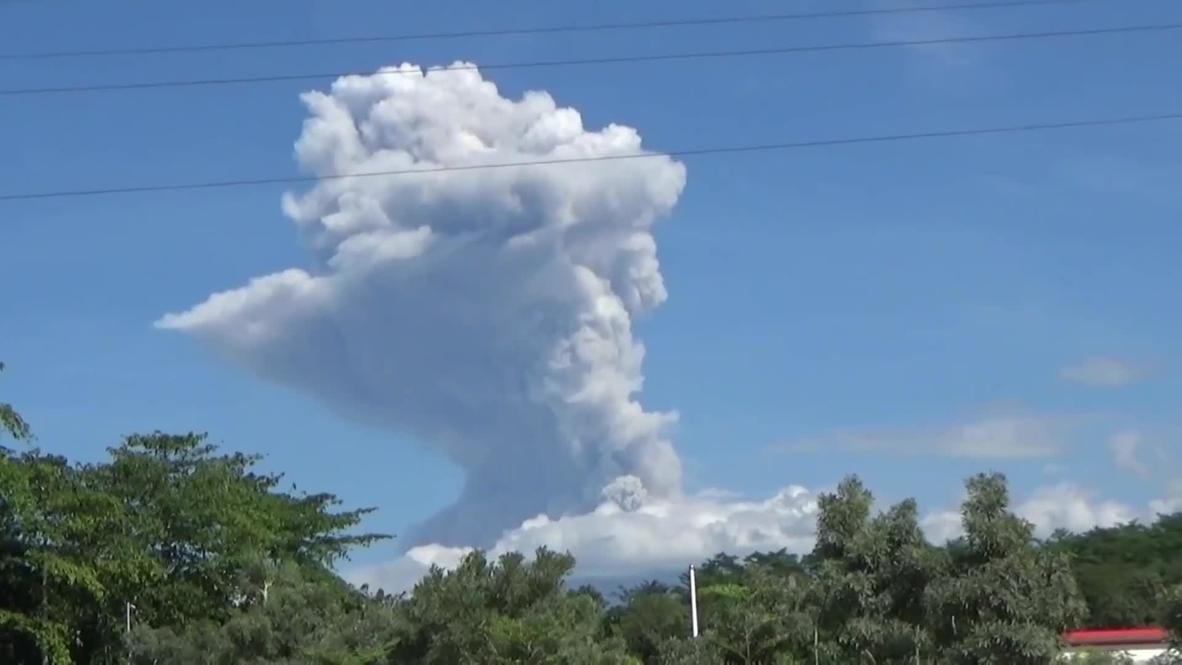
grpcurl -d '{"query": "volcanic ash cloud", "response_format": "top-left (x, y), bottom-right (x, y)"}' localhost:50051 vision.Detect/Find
top-left (158, 63), bottom-right (687, 547)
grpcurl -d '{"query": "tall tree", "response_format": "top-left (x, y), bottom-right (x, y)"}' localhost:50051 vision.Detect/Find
top-left (925, 473), bottom-right (1086, 665)
top-left (2, 425), bottom-right (386, 664)
top-left (388, 547), bottom-right (637, 664)
top-left (1, 364), bottom-right (119, 664)
top-left (83, 432), bottom-right (387, 633)
top-left (0, 452), bottom-right (108, 664)
top-left (810, 476), bottom-right (938, 663)
top-left (609, 581), bottom-right (687, 663)
top-left (696, 564), bottom-right (813, 664)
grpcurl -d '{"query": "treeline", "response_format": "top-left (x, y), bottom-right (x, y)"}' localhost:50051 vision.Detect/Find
top-left (2, 372), bottom-right (1181, 664)
top-left (1051, 515), bottom-right (1182, 629)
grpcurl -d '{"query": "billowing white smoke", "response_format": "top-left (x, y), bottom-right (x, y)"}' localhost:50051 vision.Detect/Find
top-left (158, 63), bottom-right (686, 547)
top-left (351, 486), bottom-right (820, 593)
top-left (159, 63), bottom-right (1166, 588)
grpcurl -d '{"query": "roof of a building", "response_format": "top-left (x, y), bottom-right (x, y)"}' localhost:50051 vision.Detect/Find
top-left (1063, 628), bottom-right (1170, 648)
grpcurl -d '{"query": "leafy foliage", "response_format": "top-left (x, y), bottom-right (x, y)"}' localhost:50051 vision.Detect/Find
top-left (925, 473), bottom-right (1087, 664)
top-left (0, 397), bottom-right (386, 664)
top-left (387, 548), bottom-right (637, 664)
top-left (129, 561), bottom-right (399, 665)
top-left (0, 362), bottom-right (31, 445)
top-left (85, 432), bottom-right (386, 632)
top-left (1051, 515), bottom-right (1182, 628)
top-left (810, 478), bottom-right (938, 663)
top-left (1164, 584), bottom-right (1182, 651)
top-left (2, 368), bottom-right (1178, 664)
top-left (608, 581), bottom-right (687, 662)
top-left (1060, 649), bottom-right (1136, 664)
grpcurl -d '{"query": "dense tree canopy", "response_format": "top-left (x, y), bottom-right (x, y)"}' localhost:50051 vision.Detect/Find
top-left (809, 478), bottom-right (938, 663)
top-left (1051, 515), bottom-right (1182, 628)
top-left (1, 370), bottom-right (389, 664)
top-left (129, 561), bottom-right (400, 665)
top-left (925, 474), bottom-right (1086, 664)
top-left (3, 362), bottom-right (1180, 664)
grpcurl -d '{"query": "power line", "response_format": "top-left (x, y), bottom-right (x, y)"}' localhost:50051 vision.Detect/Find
top-left (3, 111), bottom-right (1178, 202)
top-left (0, 0), bottom-right (1107, 61)
top-left (4, 22), bottom-right (1178, 97)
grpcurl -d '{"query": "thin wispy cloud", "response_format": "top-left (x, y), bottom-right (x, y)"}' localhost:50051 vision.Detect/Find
top-left (1108, 430), bottom-right (1150, 478)
top-left (1060, 356), bottom-right (1145, 388)
top-left (774, 412), bottom-right (1071, 460)
top-left (1060, 154), bottom-right (1182, 207)
top-left (866, 0), bottom-right (985, 70)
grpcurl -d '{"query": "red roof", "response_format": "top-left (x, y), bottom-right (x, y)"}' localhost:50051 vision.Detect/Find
top-left (1063, 628), bottom-right (1169, 647)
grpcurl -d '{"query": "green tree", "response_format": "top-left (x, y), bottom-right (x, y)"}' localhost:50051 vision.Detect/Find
top-left (129, 561), bottom-right (399, 665)
top-left (660, 550), bottom-right (813, 664)
top-left (1164, 584), bottom-right (1182, 651)
top-left (1, 367), bottom-right (132, 664)
top-left (654, 635), bottom-right (720, 664)
top-left (609, 581), bottom-right (687, 663)
top-left (83, 432), bottom-right (387, 633)
top-left (1050, 514), bottom-right (1182, 628)
top-left (1058, 649), bottom-right (1135, 664)
top-left (0, 362), bottom-right (31, 445)
top-left (697, 568), bottom-right (812, 664)
top-left (925, 473), bottom-right (1086, 665)
top-left (0, 452), bottom-right (104, 664)
top-left (809, 477), bottom-right (937, 664)
top-left (1, 425), bottom-right (386, 664)
top-left (388, 547), bottom-right (636, 664)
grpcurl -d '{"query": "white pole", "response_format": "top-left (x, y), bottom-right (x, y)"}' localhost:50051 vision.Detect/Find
top-left (126, 602), bottom-right (133, 665)
top-left (689, 565), bottom-right (700, 638)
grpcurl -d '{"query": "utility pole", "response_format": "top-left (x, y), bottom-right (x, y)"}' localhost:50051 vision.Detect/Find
top-left (41, 567), bottom-right (47, 665)
top-left (688, 565), bottom-right (700, 638)
top-left (125, 602), bottom-right (136, 665)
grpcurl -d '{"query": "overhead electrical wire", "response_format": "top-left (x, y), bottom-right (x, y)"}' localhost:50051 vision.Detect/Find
top-left (3, 22), bottom-right (1178, 97)
top-left (0, 0), bottom-right (1108, 61)
top-left (3, 111), bottom-right (1178, 202)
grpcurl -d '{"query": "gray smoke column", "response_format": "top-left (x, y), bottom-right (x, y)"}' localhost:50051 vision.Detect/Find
top-left (157, 63), bottom-right (687, 547)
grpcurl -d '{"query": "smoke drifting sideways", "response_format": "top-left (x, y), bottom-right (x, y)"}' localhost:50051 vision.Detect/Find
top-left (157, 63), bottom-right (687, 548)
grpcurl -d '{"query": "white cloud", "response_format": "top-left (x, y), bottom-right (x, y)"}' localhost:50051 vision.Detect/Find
top-left (349, 485), bottom-right (819, 594)
top-left (1016, 484), bottom-right (1136, 538)
top-left (777, 412), bottom-right (1068, 460)
top-left (920, 483), bottom-right (1139, 544)
top-left (1150, 481), bottom-right (1182, 516)
top-left (350, 544), bottom-right (473, 595)
top-left (158, 63), bottom-right (687, 548)
top-left (1060, 357), bottom-right (1145, 388)
top-left (151, 60), bottom-right (1173, 598)
top-left (1108, 430), bottom-right (1150, 478)
top-left (349, 479), bottom-right (1161, 594)
top-left (494, 487), bottom-right (818, 579)
top-left (920, 509), bottom-right (963, 545)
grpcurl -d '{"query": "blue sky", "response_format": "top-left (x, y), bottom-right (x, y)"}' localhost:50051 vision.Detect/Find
top-left (3, 0), bottom-right (1181, 576)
